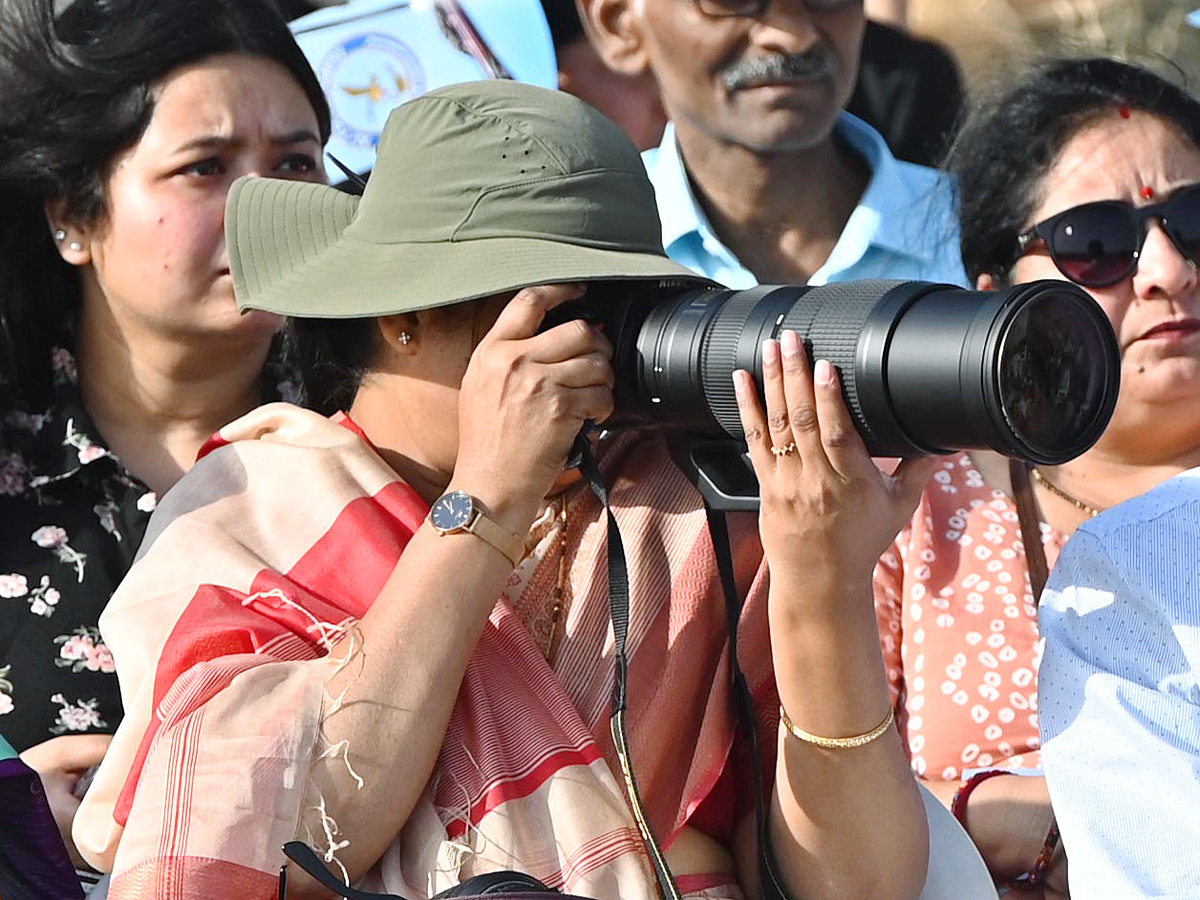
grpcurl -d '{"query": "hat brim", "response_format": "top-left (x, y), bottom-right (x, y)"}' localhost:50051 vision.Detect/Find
top-left (228, 177), bottom-right (714, 320)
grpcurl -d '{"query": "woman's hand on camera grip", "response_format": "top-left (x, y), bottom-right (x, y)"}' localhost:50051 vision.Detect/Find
top-left (455, 284), bottom-right (614, 528)
top-left (734, 330), bottom-right (935, 598)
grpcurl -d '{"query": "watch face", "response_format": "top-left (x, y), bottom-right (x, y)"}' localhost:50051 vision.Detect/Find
top-left (430, 490), bottom-right (474, 532)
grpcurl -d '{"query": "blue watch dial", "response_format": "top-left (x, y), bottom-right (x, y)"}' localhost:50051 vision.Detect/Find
top-left (430, 490), bottom-right (475, 532)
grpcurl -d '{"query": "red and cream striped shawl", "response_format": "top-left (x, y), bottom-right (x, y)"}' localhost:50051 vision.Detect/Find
top-left (73, 404), bottom-right (777, 900)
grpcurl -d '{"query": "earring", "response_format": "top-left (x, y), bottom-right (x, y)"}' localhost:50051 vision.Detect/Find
top-left (69, 241), bottom-right (83, 252)
top-left (398, 332), bottom-right (412, 346)
top-left (53, 229), bottom-right (66, 242)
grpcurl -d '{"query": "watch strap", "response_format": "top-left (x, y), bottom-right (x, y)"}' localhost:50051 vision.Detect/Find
top-left (465, 508), bottom-right (525, 568)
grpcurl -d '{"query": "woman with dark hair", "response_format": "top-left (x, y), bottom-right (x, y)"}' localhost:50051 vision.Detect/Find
top-left (873, 56), bottom-right (1200, 896)
top-left (0, 0), bottom-right (330, 870)
top-left (66, 80), bottom-right (1006, 900)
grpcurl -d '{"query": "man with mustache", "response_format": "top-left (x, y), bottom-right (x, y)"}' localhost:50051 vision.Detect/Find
top-left (579, 0), bottom-right (966, 289)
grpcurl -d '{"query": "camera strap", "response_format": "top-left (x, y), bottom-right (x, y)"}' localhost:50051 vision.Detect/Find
top-left (703, 508), bottom-right (794, 900)
top-left (577, 443), bottom-right (683, 900)
top-left (577, 435), bottom-right (795, 900)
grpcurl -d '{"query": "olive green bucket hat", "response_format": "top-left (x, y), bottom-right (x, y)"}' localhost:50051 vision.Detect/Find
top-left (227, 80), bottom-right (709, 318)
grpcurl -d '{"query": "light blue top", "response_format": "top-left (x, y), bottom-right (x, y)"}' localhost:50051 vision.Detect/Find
top-left (642, 112), bottom-right (968, 289)
top-left (1039, 468), bottom-right (1200, 900)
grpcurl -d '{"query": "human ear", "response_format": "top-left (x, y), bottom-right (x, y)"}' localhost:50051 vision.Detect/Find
top-left (376, 313), bottom-right (421, 356)
top-left (577, 0), bottom-right (653, 78)
top-left (975, 273), bottom-right (997, 291)
top-left (44, 201), bottom-right (94, 267)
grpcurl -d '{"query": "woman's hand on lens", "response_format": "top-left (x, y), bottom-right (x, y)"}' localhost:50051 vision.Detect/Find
top-left (454, 284), bottom-right (614, 526)
top-left (734, 330), bottom-right (936, 599)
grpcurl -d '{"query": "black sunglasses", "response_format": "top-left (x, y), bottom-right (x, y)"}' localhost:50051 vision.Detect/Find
top-left (1012, 182), bottom-right (1200, 288)
top-left (692, 0), bottom-right (857, 18)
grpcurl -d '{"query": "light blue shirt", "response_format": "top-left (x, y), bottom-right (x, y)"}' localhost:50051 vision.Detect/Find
top-left (1039, 469), bottom-right (1200, 900)
top-left (642, 112), bottom-right (968, 289)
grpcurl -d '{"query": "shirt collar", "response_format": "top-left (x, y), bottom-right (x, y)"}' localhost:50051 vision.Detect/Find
top-left (646, 120), bottom-right (707, 254)
top-left (831, 111), bottom-right (940, 265)
top-left (646, 111), bottom-right (942, 266)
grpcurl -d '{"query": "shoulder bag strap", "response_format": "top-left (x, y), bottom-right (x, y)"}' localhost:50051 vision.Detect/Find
top-left (1008, 459), bottom-right (1049, 600)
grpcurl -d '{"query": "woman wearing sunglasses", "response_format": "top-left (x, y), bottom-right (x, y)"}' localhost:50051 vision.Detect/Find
top-left (872, 56), bottom-right (1200, 897)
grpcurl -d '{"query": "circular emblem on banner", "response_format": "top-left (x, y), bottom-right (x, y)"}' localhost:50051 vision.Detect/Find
top-left (320, 33), bottom-right (428, 149)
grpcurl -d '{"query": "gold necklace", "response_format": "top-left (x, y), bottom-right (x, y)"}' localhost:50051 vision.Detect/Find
top-left (546, 492), bottom-right (570, 661)
top-left (1030, 467), bottom-right (1104, 518)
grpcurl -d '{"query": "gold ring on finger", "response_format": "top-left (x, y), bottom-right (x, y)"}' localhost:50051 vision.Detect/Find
top-left (770, 442), bottom-right (797, 457)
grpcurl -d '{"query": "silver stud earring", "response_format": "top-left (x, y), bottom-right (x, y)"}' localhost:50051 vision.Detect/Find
top-left (69, 241), bottom-right (83, 252)
top-left (53, 229), bottom-right (67, 242)
top-left (398, 332), bottom-right (412, 346)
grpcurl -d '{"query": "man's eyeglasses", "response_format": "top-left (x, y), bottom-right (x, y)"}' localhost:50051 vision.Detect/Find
top-left (1011, 182), bottom-right (1200, 288)
top-left (692, 0), bottom-right (858, 19)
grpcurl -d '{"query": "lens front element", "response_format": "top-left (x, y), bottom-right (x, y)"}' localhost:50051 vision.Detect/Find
top-left (993, 285), bottom-right (1120, 465)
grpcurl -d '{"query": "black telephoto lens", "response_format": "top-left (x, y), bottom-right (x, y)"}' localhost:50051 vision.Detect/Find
top-left (611, 279), bottom-right (1119, 465)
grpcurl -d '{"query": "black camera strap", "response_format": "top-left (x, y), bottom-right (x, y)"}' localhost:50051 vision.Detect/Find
top-left (703, 507), bottom-right (793, 900)
top-left (576, 443), bottom-right (683, 900)
top-left (577, 433), bottom-right (794, 900)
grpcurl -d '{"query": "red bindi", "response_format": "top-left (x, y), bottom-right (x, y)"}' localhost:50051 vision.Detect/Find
top-left (1119, 105), bottom-right (1132, 119)
top-left (1141, 186), bottom-right (1156, 200)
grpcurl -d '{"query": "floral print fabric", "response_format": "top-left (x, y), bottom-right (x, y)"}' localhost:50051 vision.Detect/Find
top-left (873, 452), bottom-right (1067, 781)
top-left (1, 344), bottom-right (296, 752)
top-left (0, 348), bottom-right (153, 751)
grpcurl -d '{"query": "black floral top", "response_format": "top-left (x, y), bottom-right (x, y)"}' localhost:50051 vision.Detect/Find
top-left (0, 347), bottom-right (294, 752)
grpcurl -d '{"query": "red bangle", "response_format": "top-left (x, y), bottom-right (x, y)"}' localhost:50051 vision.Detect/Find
top-left (950, 769), bottom-right (1015, 832)
top-left (1012, 819), bottom-right (1060, 888)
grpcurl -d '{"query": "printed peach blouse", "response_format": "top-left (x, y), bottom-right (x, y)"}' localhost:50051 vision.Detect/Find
top-left (874, 452), bottom-right (1067, 781)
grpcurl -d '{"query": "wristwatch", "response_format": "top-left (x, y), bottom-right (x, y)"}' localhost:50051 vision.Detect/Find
top-left (428, 490), bottom-right (525, 567)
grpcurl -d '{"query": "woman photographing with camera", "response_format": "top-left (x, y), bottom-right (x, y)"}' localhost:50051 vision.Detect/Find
top-left (70, 81), bottom-right (974, 900)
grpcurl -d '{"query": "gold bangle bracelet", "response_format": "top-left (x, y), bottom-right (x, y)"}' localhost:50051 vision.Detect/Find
top-left (779, 704), bottom-right (895, 750)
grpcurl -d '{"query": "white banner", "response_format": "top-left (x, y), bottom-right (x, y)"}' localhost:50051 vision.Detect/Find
top-left (292, 0), bottom-right (557, 179)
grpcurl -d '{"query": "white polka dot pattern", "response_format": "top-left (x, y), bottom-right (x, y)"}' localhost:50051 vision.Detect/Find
top-left (874, 453), bottom-right (1065, 779)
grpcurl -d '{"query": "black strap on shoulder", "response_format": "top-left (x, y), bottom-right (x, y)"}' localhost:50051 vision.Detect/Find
top-left (577, 442), bottom-right (682, 900)
top-left (704, 507), bottom-right (795, 900)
